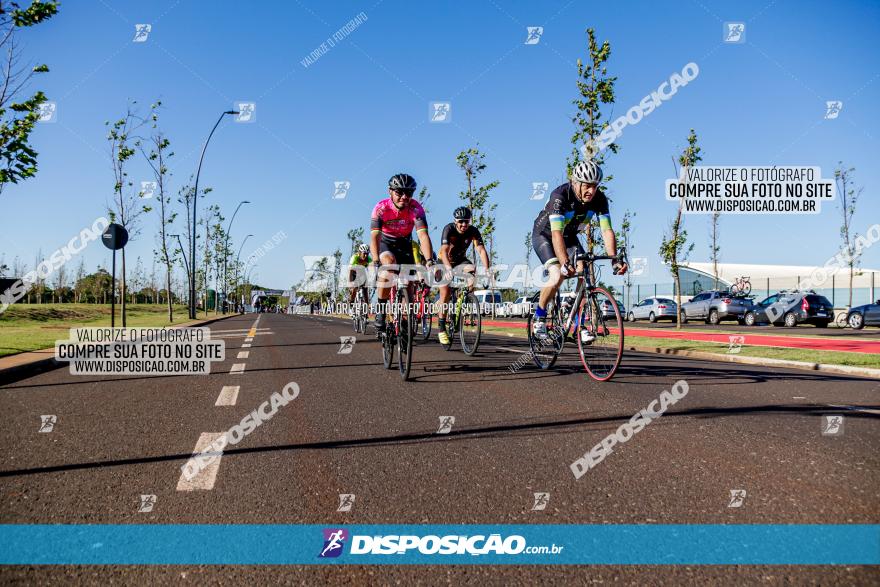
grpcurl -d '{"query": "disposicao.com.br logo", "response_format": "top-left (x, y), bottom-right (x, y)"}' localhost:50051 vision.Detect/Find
top-left (319, 528), bottom-right (563, 558)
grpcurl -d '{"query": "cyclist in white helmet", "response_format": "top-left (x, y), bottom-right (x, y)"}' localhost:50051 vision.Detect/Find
top-left (530, 160), bottom-right (628, 339)
top-left (348, 243), bottom-right (372, 306)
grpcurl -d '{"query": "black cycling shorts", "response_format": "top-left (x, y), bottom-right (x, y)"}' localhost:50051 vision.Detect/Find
top-left (378, 235), bottom-right (415, 266)
top-left (532, 231), bottom-right (584, 266)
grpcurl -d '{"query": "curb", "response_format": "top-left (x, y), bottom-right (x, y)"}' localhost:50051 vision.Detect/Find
top-left (0, 314), bottom-right (238, 385)
top-left (625, 344), bottom-right (880, 379)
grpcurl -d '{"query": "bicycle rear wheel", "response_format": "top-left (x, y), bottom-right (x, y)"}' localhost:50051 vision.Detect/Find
top-left (396, 287), bottom-right (413, 380)
top-left (459, 291), bottom-right (481, 356)
top-left (527, 293), bottom-right (564, 369)
top-left (577, 287), bottom-right (623, 381)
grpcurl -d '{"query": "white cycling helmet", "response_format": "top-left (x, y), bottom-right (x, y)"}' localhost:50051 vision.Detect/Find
top-left (571, 160), bottom-right (603, 185)
top-left (357, 243), bottom-right (369, 254)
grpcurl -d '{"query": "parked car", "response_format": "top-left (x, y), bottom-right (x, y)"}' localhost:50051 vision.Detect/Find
top-left (680, 290), bottom-right (754, 324)
top-left (508, 296), bottom-right (533, 318)
top-left (600, 298), bottom-right (626, 320)
top-left (744, 291), bottom-right (834, 327)
top-left (628, 297), bottom-right (678, 322)
top-left (473, 289), bottom-right (503, 315)
top-left (845, 299), bottom-right (880, 329)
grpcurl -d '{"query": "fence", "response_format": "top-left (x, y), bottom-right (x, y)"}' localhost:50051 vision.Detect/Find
top-left (623, 272), bottom-right (877, 310)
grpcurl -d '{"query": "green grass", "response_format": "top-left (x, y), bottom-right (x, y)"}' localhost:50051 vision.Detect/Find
top-left (481, 325), bottom-right (880, 369)
top-left (0, 303), bottom-right (220, 358)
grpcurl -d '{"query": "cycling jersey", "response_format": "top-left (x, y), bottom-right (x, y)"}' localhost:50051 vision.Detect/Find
top-left (371, 198), bottom-right (428, 239)
top-left (441, 222), bottom-right (483, 265)
top-left (533, 182), bottom-right (612, 241)
top-left (349, 253), bottom-right (372, 267)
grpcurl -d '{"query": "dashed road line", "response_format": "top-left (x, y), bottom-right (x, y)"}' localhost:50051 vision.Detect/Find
top-left (237, 351), bottom-right (250, 359)
top-left (215, 385), bottom-right (240, 406)
top-left (230, 363), bottom-right (246, 375)
top-left (176, 432), bottom-right (225, 491)
top-left (242, 343), bottom-right (252, 348)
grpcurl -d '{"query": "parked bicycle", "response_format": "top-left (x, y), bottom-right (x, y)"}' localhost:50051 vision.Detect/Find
top-left (729, 276), bottom-right (751, 297)
top-left (526, 251), bottom-right (625, 381)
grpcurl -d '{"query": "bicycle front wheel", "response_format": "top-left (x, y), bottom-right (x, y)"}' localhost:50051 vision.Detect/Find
top-left (577, 287), bottom-right (623, 381)
top-left (459, 292), bottom-right (481, 356)
top-left (527, 294), bottom-right (564, 370)
top-left (396, 287), bottom-right (413, 380)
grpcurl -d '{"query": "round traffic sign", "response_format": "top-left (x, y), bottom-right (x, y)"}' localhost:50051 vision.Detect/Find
top-left (102, 223), bottom-right (129, 250)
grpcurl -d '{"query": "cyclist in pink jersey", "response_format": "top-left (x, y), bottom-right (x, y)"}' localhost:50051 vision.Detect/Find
top-left (370, 173), bottom-right (435, 333)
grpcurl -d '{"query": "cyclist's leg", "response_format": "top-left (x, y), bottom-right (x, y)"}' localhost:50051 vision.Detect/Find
top-left (375, 240), bottom-right (399, 330)
top-left (533, 234), bottom-right (564, 334)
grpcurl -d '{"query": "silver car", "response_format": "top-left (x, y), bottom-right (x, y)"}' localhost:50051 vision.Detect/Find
top-left (628, 297), bottom-right (678, 322)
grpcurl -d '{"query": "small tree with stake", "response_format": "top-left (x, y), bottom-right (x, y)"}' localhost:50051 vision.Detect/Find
top-left (834, 163), bottom-right (864, 310)
top-left (660, 129), bottom-right (701, 329)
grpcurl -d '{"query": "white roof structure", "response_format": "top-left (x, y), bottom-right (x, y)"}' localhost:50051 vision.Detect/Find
top-left (681, 262), bottom-right (879, 283)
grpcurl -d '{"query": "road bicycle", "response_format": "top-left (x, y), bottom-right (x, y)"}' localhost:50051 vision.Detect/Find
top-left (439, 275), bottom-right (481, 356)
top-left (526, 251), bottom-right (625, 381)
top-left (412, 278), bottom-right (433, 342)
top-left (379, 276), bottom-right (414, 380)
top-left (352, 288), bottom-right (370, 334)
top-left (730, 275), bottom-right (751, 297)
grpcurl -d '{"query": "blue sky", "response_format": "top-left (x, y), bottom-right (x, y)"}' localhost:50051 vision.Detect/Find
top-left (2, 0), bottom-right (879, 290)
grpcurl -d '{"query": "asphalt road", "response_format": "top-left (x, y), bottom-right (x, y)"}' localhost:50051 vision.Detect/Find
top-left (1, 312), bottom-right (878, 584)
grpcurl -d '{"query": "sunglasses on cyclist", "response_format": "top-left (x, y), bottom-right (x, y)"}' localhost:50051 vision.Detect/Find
top-left (391, 189), bottom-right (414, 197)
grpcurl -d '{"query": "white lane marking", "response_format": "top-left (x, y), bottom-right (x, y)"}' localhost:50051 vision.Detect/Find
top-left (244, 337), bottom-right (253, 343)
top-left (215, 385), bottom-right (240, 406)
top-left (237, 351), bottom-right (250, 359)
top-left (493, 346), bottom-right (526, 353)
top-left (793, 396), bottom-right (807, 399)
top-left (230, 363), bottom-right (246, 375)
top-left (242, 343), bottom-right (252, 348)
top-left (177, 432), bottom-right (225, 491)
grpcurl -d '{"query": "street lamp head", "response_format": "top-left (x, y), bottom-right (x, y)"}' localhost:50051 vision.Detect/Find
top-left (225, 110), bottom-right (239, 115)
top-left (242, 200), bottom-right (251, 204)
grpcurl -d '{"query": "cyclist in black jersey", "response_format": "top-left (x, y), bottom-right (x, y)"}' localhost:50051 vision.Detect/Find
top-left (531, 160), bottom-right (628, 339)
top-left (436, 206), bottom-right (490, 345)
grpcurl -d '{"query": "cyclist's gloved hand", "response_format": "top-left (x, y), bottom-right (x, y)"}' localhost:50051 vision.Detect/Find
top-left (612, 260), bottom-right (628, 275)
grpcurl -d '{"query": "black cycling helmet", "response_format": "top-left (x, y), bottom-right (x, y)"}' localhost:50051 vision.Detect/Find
top-left (388, 173), bottom-right (417, 192)
top-left (453, 206), bottom-right (472, 221)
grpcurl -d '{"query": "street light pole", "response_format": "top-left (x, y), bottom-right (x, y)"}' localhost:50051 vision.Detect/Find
top-left (222, 200), bottom-right (250, 314)
top-left (190, 109), bottom-right (239, 320)
top-left (170, 234), bottom-right (190, 307)
top-left (233, 234), bottom-right (253, 311)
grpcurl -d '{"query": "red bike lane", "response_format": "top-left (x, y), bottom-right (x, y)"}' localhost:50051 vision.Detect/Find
top-left (481, 319), bottom-right (880, 354)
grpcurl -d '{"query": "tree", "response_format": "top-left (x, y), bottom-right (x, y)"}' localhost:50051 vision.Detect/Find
top-left (456, 146), bottom-right (499, 268)
top-left (332, 248), bottom-right (343, 301)
top-left (130, 256), bottom-right (145, 304)
top-left (660, 129), bottom-right (701, 329)
top-left (177, 178), bottom-right (211, 313)
top-left (709, 212), bottom-right (721, 289)
top-left (73, 257), bottom-right (85, 303)
top-left (568, 27), bottom-right (617, 259)
top-left (523, 232), bottom-right (532, 295)
top-left (568, 27), bottom-right (617, 175)
top-left (834, 163), bottom-right (864, 309)
top-left (139, 102), bottom-right (177, 319)
top-left (52, 258), bottom-right (66, 303)
top-left (106, 102), bottom-right (151, 325)
top-left (346, 227), bottom-right (364, 256)
top-left (617, 210), bottom-right (635, 310)
top-left (417, 185), bottom-right (439, 232)
top-left (0, 1), bottom-right (58, 194)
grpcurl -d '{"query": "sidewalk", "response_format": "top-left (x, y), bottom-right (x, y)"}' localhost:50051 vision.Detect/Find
top-left (481, 319), bottom-right (880, 354)
top-left (0, 314), bottom-right (237, 383)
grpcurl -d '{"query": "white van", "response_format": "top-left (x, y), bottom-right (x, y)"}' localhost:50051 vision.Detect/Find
top-left (473, 290), bottom-right (503, 315)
